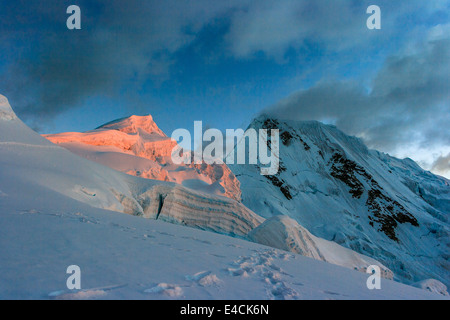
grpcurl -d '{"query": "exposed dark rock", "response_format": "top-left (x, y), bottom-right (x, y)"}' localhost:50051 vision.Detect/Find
top-left (260, 118), bottom-right (311, 151)
top-left (265, 175), bottom-right (293, 200)
top-left (329, 153), bottom-right (366, 199)
top-left (366, 188), bottom-right (419, 242)
top-left (261, 118), bottom-right (280, 131)
top-left (280, 131), bottom-right (293, 146)
top-left (329, 152), bottom-right (419, 242)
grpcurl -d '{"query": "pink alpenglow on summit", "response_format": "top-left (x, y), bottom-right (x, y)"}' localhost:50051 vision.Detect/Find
top-left (44, 115), bottom-right (242, 201)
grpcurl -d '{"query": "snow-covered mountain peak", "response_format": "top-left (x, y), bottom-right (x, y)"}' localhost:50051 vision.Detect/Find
top-left (250, 114), bottom-right (370, 156)
top-left (45, 114), bottom-right (176, 160)
top-left (232, 114), bottom-right (450, 287)
top-left (97, 114), bottom-right (167, 137)
top-left (44, 114), bottom-right (243, 201)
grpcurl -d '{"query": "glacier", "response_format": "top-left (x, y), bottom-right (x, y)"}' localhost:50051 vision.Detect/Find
top-left (1, 95), bottom-right (448, 299)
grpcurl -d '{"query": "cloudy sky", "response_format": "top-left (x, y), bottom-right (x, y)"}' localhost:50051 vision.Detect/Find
top-left (0, 0), bottom-right (449, 177)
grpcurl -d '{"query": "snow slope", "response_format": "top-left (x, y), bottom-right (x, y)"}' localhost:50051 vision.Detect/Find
top-left (1, 95), bottom-right (447, 299)
top-left (1, 185), bottom-right (445, 300)
top-left (44, 115), bottom-right (242, 201)
top-left (248, 216), bottom-right (393, 280)
top-left (231, 115), bottom-right (450, 287)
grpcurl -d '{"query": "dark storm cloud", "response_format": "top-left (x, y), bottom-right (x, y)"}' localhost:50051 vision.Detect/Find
top-left (0, 0), bottom-right (448, 127)
top-left (224, 0), bottom-right (449, 58)
top-left (264, 26), bottom-right (450, 153)
top-left (1, 0), bottom-right (248, 123)
top-left (225, 0), bottom-right (372, 58)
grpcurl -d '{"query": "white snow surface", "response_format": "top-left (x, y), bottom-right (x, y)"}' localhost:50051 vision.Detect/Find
top-left (412, 279), bottom-right (449, 296)
top-left (0, 96), bottom-right (447, 299)
top-left (248, 216), bottom-right (394, 280)
top-left (0, 178), bottom-right (445, 300)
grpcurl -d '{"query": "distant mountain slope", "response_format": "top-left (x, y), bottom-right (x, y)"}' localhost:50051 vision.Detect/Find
top-left (44, 115), bottom-right (242, 201)
top-left (230, 115), bottom-right (450, 286)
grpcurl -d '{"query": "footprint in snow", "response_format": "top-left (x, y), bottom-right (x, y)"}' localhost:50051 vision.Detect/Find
top-left (49, 289), bottom-right (107, 300)
top-left (209, 253), bottom-right (226, 259)
top-left (144, 283), bottom-right (184, 297)
top-left (323, 290), bottom-right (341, 296)
top-left (226, 244), bottom-right (243, 248)
top-left (181, 236), bottom-right (213, 245)
top-left (226, 267), bottom-right (249, 277)
top-left (157, 242), bottom-right (172, 247)
top-left (277, 252), bottom-right (295, 261)
top-left (76, 216), bottom-right (99, 225)
top-left (48, 284), bottom-right (127, 300)
top-left (18, 209), bottom-right (40, 215)
top-left (227, 250), bottom-right (300, 300)
top-left (185, 271), bottom-right (223, 287)
top-left (158, 231), bottom-right (175, 237)
top-left (270, 282), bottom-right (300, 300)
top-left (17, 210), bottom-right (64, 219)
top-left (195, 239), bottom-right (213, 245)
